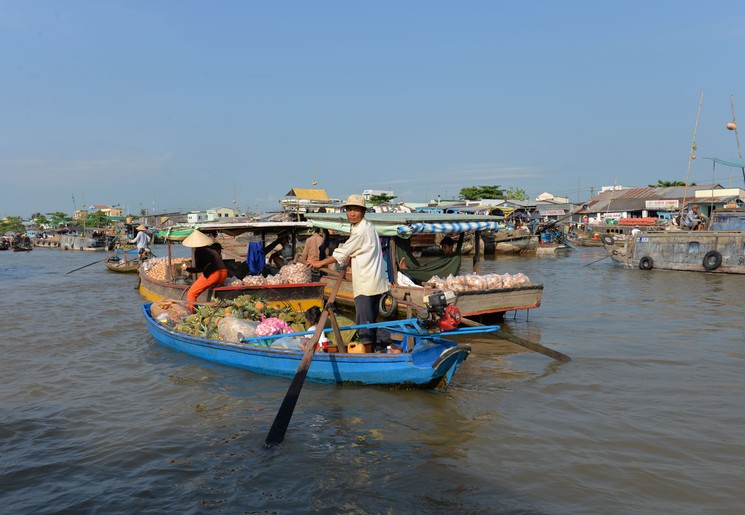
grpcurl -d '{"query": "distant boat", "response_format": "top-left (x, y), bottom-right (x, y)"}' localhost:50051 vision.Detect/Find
top-left (104, 255), bottom-right (140, 273)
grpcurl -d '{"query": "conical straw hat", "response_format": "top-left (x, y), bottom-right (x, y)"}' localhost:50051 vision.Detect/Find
top-left (136, 225), bottom-right (147, 231)
top-left (182, 229), bottom-right (214, 248)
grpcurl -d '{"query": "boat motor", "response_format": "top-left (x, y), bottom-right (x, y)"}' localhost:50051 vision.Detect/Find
top-left (422, 291), bottom-right (461, 332)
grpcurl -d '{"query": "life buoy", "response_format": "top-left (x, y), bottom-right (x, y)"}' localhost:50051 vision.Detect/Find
top-left (378, 292), bottom-right (398, 318)
top-left (600, 234), bottom-right (615, 246)
top-left (702, 250), bottom-right (722, 271)
top-left (639, 256), bottom-right (654, 270)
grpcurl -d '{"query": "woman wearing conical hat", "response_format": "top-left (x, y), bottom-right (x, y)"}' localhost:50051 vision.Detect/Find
top-left (182, 230), bottom-right (228, 306)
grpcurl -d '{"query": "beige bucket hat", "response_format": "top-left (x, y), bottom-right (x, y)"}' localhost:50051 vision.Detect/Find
top-left (182, 229), bottom-right (214, 248)
top-left (136, 225), bottom-right (147, 231)
top-left (343, 194), bottom-right (367, 210)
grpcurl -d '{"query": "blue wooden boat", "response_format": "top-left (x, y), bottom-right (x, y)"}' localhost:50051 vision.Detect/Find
top-left (142, 303), bottom-right (496, 389)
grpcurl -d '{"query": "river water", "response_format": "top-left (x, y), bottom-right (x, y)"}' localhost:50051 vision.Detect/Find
top-left (1, 246), bottom-right (743, 514)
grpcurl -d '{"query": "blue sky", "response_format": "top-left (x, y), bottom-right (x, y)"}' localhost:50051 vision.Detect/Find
top-left (2, 1), bottom-right (745, 218)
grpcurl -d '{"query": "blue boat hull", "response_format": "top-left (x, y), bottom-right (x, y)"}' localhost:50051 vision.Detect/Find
top-left (142, 305), bottom-right (472, 388)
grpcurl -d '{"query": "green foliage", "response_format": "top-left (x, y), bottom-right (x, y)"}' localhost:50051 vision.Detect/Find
top-left (459, 185), bottom-right (504, 201)
top-left (368, 193), bottom-right (398, 206)
top-left (86, 210), bottom-right (110, 228)
top-left (47, 212), bottom-right (71, 226)
top-left (0, 216), bottom-right (25, 234)
top-left (504, 187), bottom-right (529, 201)
top-left (32, 213), bottom-right (50, 227)
top-left (165, 294), bottom-right (310, 339)
top-left (648, 180), bottom-right (696, 188)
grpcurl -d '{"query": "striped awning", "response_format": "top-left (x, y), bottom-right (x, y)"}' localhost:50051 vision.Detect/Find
top-left (397, 221), bottom-right (500, 237)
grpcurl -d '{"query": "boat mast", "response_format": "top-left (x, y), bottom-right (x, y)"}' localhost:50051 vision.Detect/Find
top-left (680, 90), bottom-right (704, 220)
top-left (728, 95), bottom-right (745, 185)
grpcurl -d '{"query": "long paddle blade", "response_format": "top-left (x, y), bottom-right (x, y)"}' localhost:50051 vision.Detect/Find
top-left (65, 259), bottom-right (103, 274)
top-left (265, 260), bottom-right (350, 447)
top-left (461, 317), bottom-right (571, 362)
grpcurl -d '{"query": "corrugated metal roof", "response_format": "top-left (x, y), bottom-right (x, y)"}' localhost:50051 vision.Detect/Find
top-left (587, 184), bottom-right (723, 213)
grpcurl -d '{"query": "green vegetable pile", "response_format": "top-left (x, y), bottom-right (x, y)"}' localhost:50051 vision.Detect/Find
top-left (156, 295), bottom-right (311, 340)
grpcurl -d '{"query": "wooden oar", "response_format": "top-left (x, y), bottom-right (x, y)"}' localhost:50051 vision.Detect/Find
top-left (65, 259), bottom-right (103, 274)
top-left (584, 255), bottom-right (610, 267)
top-left (265, 258), bottom-right (350, 447)
top-left (461, 317), bottom-right (571, 362)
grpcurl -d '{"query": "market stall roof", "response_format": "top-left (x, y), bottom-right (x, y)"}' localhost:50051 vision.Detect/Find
top-left (304, 212), bottom-right (501, 237)
top-left (284, 188), bottom-right (329, 201)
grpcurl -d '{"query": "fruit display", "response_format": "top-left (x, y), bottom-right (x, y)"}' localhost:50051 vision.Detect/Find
top-left (151, 294), bottom-right (310, 341)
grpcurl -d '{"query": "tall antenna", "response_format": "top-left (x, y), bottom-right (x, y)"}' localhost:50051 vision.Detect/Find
top-left (232, 180), bottom-right (237, 215)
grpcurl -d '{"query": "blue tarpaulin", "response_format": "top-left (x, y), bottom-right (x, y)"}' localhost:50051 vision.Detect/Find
top-left (703, 157), bottom-right (745, 168)
top-left (396, 221), bottom-right (500, 237)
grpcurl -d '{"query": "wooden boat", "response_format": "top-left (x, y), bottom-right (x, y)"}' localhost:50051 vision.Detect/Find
top-left (142, 303), bottom-right (490, 388)
top-left (305, 212), bottom-right (543, 323)
top-left (602, 207), bottom-right (745, 273)
top-left (138, 221), bottom-right (325, 311)
top-left (490, 231), bottom-right (539, 254)
top-left (12, 243), bottom-right (33, 252)
top-left (104, 256), bottom-right (140, 273)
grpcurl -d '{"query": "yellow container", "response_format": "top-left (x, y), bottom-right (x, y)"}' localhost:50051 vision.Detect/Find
top-left (347, 342), bottom-right (368, 354)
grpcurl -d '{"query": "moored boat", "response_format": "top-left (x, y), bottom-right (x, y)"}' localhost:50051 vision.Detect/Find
top-left (142, 303), bottom-right (487, 388)
top-left (603, 207), bottom-right (745, 273)
top-left (59, 231), bottom-right (109, 251)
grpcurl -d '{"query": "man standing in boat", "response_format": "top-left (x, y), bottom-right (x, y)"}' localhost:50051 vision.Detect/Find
top-left (130, 225), bottom-right (152, 260)
top-left (309, 194), bottom-right (388, 349)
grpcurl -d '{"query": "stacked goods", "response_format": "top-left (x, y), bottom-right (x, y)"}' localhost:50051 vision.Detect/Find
top-left (150, 300), bottom-right (192, 325)
top-left (154, 294), bottom-right (310, 342)
top-left (617, 217), bottom-right (658, 226)
top-left (242, 263), bottom-right (312, 286)
top-left (142, 257), bottom-right (191, 281)
top-left (278, 263), bottom-right (312, 284)
top-left (242, 275), bottom-right (267, 286)
top-left (423, 272), bottom-right (531, 292)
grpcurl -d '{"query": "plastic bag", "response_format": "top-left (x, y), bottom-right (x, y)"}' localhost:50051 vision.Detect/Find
top-left (218, 316), bottom-right (260, 342)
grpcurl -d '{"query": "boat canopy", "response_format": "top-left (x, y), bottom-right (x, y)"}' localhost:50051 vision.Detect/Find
top-left (305, 212), bottom-right (501, 238)
top-left (159, 221), bottom-right (312, 240)
top-left (703, 157), bottom-right (745, 168)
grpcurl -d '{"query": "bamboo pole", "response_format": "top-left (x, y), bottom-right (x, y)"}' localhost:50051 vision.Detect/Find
top-left (680, 90), bottom-right (704, 220)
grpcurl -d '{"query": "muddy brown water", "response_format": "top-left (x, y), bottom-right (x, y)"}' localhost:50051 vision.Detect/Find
top-left (2, 246), bottom-right (743, 513)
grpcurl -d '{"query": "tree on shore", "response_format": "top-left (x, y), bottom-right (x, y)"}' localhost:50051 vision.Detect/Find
top-left (459, 185), bottom-right (504, 201)
top-left (504, 187), bottom-right (529, 201)
top-left (368, 193), bottom-right (398, 206)
top-left (0, 216), bottom-right (25, 234)
top-left (47, 212), bottom-right (71, 227)
top-left (86, 210), bottom-right (110, 228)
top-left (649, 180), bottom-right (696, 187)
